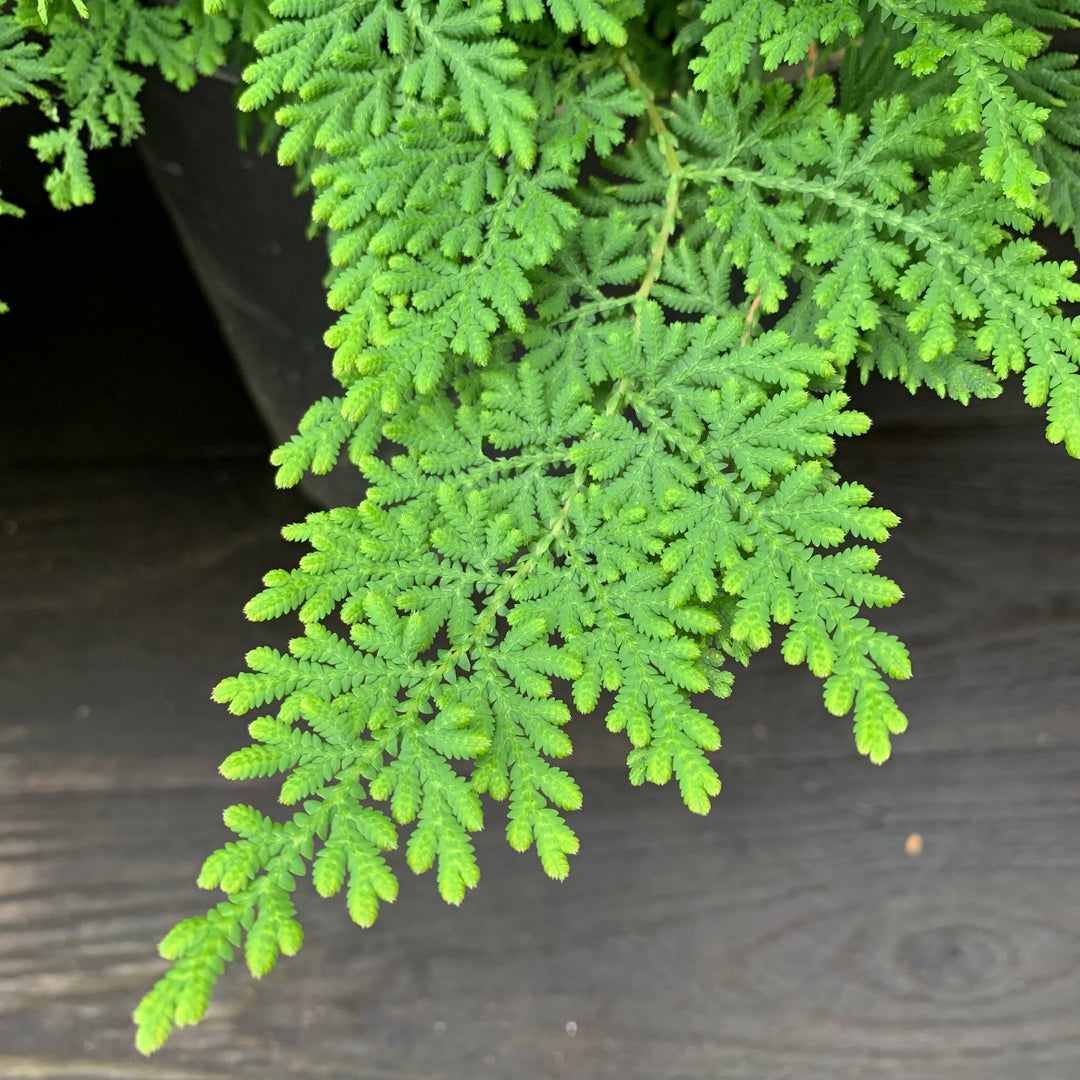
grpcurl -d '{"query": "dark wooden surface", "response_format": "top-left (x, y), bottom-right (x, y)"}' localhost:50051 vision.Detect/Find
top-left (1, 386), bottom-right (1079, 1079)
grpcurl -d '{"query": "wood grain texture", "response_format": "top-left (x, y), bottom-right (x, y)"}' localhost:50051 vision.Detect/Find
top-left (1, 395), bottom-right (1078, 1079)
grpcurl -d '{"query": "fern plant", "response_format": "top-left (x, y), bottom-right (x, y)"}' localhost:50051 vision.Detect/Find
top-left (3, 0), bottom-right (1079, 1053)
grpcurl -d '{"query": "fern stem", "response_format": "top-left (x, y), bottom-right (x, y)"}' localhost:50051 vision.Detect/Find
top-left (618, 52), bottom-right (683, 324)
top-left (741, 291), bottom-right (764, 346)
top-left (635, 172), bottom-right (681, 313)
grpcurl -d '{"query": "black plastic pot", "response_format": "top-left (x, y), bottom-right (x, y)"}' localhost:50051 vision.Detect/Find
top-left (137, 71), bottom-right (366, 507)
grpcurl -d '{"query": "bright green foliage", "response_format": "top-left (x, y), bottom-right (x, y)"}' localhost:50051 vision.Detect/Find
top-left (683, 0), bottom-right (1058, 207)
top-left (3, 0), bottom-right (1077, 1055)
top-left (0, 13), bottom-right (51, 105)
top-left (3, 0), bottom-right (265, 208)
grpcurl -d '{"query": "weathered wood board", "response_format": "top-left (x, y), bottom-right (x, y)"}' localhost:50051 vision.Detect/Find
top-left (1, 392), bottom-right (1078, 1079)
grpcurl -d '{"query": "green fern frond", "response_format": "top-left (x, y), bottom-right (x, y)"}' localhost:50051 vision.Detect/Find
top-left (674, 80), bottom-right (1080, 451)
top-left (127, 0), bottom-right (1080, 1054)
top-left (684, 0), bottom-right (1056, 207)
top-left (506, 0), bottom-right (629, 45)
top-left (234, 3), bottom-right (646, 470)
top-left (33, 0), bottom-right (89, 24)
top-left (686, 0), bottom-right (861, 90)
top-left (993, 0), bottom-right (1080, 30)
top-left (12, 0), bottom-right (261, 208)
top-left (0, 13), bottom-right (52, 106)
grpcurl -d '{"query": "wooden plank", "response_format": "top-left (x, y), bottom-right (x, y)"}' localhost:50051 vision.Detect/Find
top-left (1, 406), bottom-right (1078, 1078)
